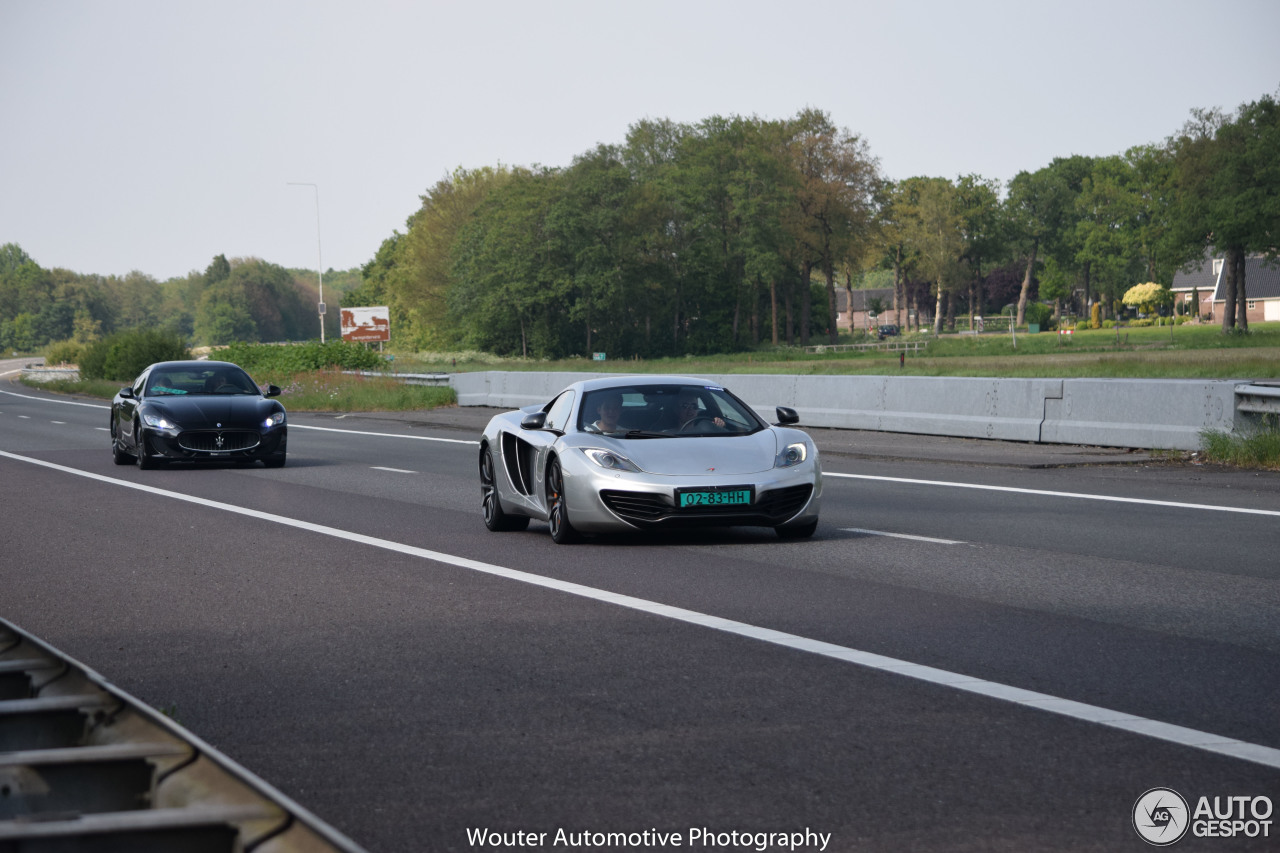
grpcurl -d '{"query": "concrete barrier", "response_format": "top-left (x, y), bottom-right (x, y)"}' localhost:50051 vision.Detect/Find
top-left (449, 371), bottom-right (1247, 451)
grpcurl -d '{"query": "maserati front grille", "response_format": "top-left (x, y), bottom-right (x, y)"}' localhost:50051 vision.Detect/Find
top-left (179, 430), bottom-right (260, 452)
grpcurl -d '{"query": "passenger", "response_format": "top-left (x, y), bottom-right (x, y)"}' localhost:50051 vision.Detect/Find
top-left (587, 392), bottom-right (625, 434)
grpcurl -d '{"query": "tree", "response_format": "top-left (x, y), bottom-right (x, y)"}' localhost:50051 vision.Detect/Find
top-left (1006, 162), bottom-right (1074, 326)
top-left (782, 109), bottom-right (881, 345)
top-left (1170, 94), bottom-right (1280, 332)
top-left (954, 174), bottom-right (1005, 326)
top-left (899, 177), bottom-right (964, 335)
top-left (1122, 282), bottom-right (1171, 315)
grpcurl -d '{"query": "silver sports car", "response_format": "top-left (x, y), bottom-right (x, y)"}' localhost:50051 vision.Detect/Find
top-left (478, 375), bottom-right (821, 543)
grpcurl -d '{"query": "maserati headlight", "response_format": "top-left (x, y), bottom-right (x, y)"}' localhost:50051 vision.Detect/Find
top-left (263, 411), bottom-right (285, 428)
top-left (775, 442), bottom-right (808, 468)
top-left (581, 447), bottom-right (642, 473)
top-left (142, 413), bottom-right (178, 429)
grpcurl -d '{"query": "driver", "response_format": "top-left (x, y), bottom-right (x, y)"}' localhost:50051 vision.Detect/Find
top-left (675, 391), bottom-right (724, 431)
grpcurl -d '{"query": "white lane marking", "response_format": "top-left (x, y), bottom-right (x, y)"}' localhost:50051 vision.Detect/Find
top-left (371, 466), bottom-right (417, 474)
top-left (827, 472), bottom-right (1280, 518)
top-left (842, 528), bottom-right (964, 545)
top-left (0, 389), bottom-right (109, 409)
top-left (51, 421), bottom-right (66, 425)
top-left (3, 448), bottom-right (1278, 771)
top-left (290, 423), bottom-right (477, 446)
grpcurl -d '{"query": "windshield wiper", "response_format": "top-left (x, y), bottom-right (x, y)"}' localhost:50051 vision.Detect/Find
top-left (623, 430), bottom-right (673, 439)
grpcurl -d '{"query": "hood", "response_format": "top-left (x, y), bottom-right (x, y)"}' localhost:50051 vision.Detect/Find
top-left (619, 430), bottom-right (780, 476)
top-left (146, 395), bottom-right (277, 429)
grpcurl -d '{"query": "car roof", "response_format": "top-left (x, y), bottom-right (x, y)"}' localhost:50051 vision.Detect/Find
top-left (148, 360), bottom-right (241, 372)
top-left (573, 375), bottom-right (723, 394)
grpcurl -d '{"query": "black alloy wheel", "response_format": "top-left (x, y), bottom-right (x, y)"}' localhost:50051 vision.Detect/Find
top-left (545, 457), bottom-right (579, 544)
top-left (480, 446), bottom-right (528, 532)
top-left (135, 423), bottom-right (158, 470)
top-left (110, 421), bottom-right (133, 465)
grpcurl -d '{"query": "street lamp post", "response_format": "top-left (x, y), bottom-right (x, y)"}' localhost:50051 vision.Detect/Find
top-left (287, 182), bottom-right (326, 342)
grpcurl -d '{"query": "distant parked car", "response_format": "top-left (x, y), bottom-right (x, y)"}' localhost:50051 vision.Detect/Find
top-left (877, 324), bottom-right (900, 339)
top-left (110, 360), bottom-right (286, 469)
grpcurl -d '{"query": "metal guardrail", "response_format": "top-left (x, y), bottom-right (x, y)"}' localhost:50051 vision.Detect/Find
top-left (0, 618), bottom-right (366, 853)
top-left (1235, 383), bottom-right (1280, 417)
top-left (342, 370), bottom-right (451, 386)
top-left (802, 341), bottom-right (927, 354)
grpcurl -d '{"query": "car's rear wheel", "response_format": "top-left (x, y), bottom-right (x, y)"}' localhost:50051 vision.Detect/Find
top-left (545, 458), bottom-right (579, 544)
top-left (480, 445), bottom-right (528, 532)
top-left (775, 518), bottom-right (818, 539)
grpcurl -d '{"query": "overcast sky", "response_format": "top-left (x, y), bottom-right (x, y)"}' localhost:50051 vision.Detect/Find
top-left (3, 0), bottom-right (1277, 282)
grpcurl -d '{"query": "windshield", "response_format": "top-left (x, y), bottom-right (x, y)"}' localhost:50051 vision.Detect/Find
top-left (147, 367), bottom-right (260, 397)
top-left (578, 384), bottom-right (763, 437)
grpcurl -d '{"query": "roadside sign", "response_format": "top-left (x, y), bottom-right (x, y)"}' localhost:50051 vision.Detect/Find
top-left (341, 306), bottom-right (390, 343)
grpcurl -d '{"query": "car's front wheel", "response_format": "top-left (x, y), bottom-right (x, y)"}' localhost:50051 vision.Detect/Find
top-left (134, 424), bottom-right (159, 470)
top-left (262, 453), bottom-right (287, 469)
top-left (545, 457), bottom-right (579, 544)
top-left (110, 421), bottom-right (134, 465)
top-left (480, 445), bottom-right (528, 532)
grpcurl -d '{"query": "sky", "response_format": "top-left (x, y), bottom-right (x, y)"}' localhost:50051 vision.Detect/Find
top-left (2, 0), bottom-right (1278, 283)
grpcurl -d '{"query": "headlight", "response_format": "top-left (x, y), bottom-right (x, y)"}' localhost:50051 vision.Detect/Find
top-left (581, 447), bottom-right (642, 473)
top-left (142, 413), bottom-right (178, 429)
top-left (775, 442), bottom-right (808, 468)
top-left (264, 411), bottom-right (285, 428)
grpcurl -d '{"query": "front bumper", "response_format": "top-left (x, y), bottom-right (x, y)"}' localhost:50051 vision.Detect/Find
top-left (142, 427), bottom-right (286, 462)
top-left (564, 461), bottom-right (821, 533)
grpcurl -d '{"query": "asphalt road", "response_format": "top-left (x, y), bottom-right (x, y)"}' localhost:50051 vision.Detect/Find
top-left (2, 369), bottom-right (1278, 852)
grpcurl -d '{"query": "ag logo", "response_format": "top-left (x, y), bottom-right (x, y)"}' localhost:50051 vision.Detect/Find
top-left (1133, 787), bottom-right (1189, 845)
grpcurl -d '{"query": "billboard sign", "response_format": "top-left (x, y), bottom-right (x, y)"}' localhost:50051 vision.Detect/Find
top-left (340, 306), bottom-right (390, 343)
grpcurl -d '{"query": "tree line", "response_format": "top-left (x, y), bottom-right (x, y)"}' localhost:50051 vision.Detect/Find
top-left (0, 247), bottom-right (361, 355)
top-left (5, 93), bottom-right (1275, 360)
top-left (346, 94), bottom-right (1276, 357)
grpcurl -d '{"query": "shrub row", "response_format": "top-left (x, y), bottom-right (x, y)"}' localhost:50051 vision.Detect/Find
top-left (220, 340), bottom-right (387, 374)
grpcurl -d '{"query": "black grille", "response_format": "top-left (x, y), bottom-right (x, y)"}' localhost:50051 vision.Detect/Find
top-left (179, 430), bottom-right (260, 452)
top-left (756, 484), bottom-right (814, 518)
top-left (600, 490), bottom-right (671, 522)
top-left (600, 483), bottom-right (813, 527)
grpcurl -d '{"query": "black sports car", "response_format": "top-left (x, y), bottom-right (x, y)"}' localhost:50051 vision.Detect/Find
top-left (110, 360), bottom-right (287, 469)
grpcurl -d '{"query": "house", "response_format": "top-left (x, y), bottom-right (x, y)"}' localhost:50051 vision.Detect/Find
top-left (837, 287), bottom-right (897, 331)
top-left (1171, 254), bottom-right (1280, 322)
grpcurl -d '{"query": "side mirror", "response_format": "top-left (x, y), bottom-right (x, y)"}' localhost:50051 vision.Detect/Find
top-left (775, 406), bottom-right (799, 425)
top-left (119, 387), bottom-right (135, 399)
top-left (520, 411), bottom-right (548, 430)
top-left (265, 385), bottom-right (282, 398)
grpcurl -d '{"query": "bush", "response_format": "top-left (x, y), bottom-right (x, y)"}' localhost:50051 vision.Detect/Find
top-left (1024, 302), bottom-right (1055, 330)
top-left (80, 329), bottom-right (190, 381)
top-left (43, 339), bottom-right (85, 366)
top-left (221, 340), bottom-right (387, 374)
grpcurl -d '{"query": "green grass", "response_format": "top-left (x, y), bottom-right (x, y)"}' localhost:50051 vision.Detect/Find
top-left (1200, 421), bottom-right (1280, 470)
top-left (385, 322), bottom-right (1280, 380)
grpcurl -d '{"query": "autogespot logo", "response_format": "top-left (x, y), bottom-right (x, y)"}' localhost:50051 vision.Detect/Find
top-left (1134, 788), bottom-right (1190, 846)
